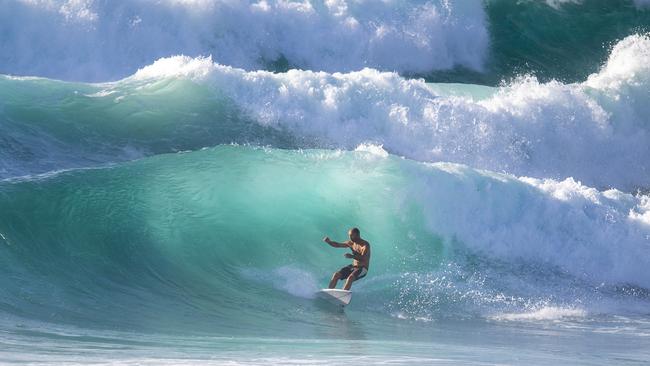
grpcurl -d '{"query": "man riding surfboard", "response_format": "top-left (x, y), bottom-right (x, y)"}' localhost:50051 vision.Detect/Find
top-left (322, 227), bottom-right (371, 290)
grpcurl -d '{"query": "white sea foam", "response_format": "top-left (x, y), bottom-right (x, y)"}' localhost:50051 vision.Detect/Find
top-left (127, 34), bottom-right (650, 190)
top-left (1, 0), bottom-right (487, 81)
top-left (543, 0), bottom-right (582, 10)
top-left (354, 143), bottom-right (389, 158)
top-left (408, 161), bottom-right (650, 288)
top-left (492, 306), bottom-right (587, 321)
top-left (270, 266), bottom-right (319, 299)
top-left (586, 33), bottom-right (650, 91)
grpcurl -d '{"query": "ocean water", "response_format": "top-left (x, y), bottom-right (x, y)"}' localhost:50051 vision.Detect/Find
top-left (1, 1), bottom-right (650, 365)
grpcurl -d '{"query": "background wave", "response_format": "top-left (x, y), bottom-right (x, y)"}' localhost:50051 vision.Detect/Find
top-left (482, 0), bottom-right (650, 84)
top-left (3, 34), bottom-right (649, 190)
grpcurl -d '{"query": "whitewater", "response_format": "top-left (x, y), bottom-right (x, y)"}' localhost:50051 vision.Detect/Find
top-left (1, 0), bottom-right (650, 365)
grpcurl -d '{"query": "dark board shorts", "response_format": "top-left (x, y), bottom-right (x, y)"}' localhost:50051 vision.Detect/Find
top-left (337, 265), bottom-right (368, 280)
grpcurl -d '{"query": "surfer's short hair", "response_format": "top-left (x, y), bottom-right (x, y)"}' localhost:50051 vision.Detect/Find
top-left (350, 227), bottom-right (360, 235)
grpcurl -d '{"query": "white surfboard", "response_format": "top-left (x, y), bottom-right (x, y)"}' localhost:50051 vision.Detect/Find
top-left (317, 289), bottom-right (352, 306)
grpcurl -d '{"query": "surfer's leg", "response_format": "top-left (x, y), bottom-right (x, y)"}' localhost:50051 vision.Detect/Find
top-left (328, 271), bottom-right (342, 289)
top-left (343, 269), bottom-right (360, 290)
top-left (330, 265), bottom-right (353, 289)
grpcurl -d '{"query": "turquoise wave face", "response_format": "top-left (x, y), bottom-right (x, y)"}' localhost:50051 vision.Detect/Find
top-left (0, 146), bottom-right (437, 333)
top-left (1, 146), bottom-right (649, 334)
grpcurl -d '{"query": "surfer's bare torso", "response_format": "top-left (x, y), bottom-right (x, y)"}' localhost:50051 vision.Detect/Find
top-left (344, 239), bottom-right (371, 269)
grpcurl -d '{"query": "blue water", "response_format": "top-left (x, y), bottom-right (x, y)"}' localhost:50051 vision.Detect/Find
top-left (1, 1), bottom-right (650, 364)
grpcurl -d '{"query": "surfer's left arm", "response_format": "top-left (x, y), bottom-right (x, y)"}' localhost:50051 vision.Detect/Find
top-left (344, 246), bottom-right (367, 260)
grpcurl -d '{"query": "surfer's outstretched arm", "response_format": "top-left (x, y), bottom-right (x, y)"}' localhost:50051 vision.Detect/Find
top-left (323, 237), bottom-right (350, 248)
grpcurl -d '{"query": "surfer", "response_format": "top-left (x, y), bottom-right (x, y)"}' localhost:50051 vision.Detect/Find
top-left (322, 227), bottom-right (371, 290)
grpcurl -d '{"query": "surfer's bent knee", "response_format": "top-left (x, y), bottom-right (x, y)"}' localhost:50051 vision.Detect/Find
top-left (347, 270), bottom-right (358, 280)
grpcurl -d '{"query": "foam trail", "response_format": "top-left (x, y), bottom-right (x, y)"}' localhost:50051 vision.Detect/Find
top-left (492, 306), bottom-right (587, 321)
top-left (0, 0), bottom-right (487, 81)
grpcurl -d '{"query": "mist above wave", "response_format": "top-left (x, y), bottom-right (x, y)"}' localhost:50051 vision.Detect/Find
top-left (1, 0), bottom-right (487, 81)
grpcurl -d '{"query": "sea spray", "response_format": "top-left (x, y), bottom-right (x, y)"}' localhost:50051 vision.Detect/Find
top-left (0, 0), bottom-right (487, 81)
